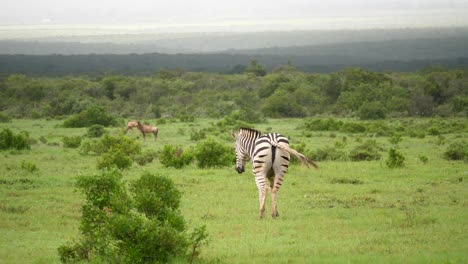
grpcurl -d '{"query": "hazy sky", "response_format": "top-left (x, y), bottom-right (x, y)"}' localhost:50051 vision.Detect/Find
top-left (1, 0), bottom-right (468, 32)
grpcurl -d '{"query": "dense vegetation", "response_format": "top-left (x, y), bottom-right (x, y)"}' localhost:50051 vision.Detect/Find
top-left (0, 67), bottom-right (466, 121)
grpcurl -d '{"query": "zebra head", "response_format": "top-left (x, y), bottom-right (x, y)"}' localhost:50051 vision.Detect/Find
top-left (231, 128), bottom-right (261, 174)
top-left (231, 130), bottom-right (248, 173)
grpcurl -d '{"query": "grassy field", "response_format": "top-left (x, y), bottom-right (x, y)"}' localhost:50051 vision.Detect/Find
top-left (0, 118), bottom-right (467, 263)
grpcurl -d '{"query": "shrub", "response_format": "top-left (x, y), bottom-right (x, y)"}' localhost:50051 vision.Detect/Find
top-left (194, 138), bottom-right (234, 168)
top-left (88, 134), bottom-right (141, 156)
top-left (0, 128), bottom-right (31, 150)
top-left (63, 106), bottom-right (117, 128)
top-left (133, 151), bottom-right (158, 166)
top-left (310, 146), bottom-right (348, 161)
top-left (340, 122), bottom-right (367, 133)
top-left (302, 118), bottom-right (343, 131)
top-left (159, 145), bottom-right (193, 169)
top-left (97, 150), bottom-right (133, 170)
top-left (62, 136), bottom-right (82, 148)
top-left (21, 160), bottom-right (38, 173)
top-left (443, 141), bottom-right (468, 161)
top-left (0, 112), bottom-right (11, 123)
top-left (39, 136), bottom-right (47, 144)
top-left (190, 129), bottom-right (207, 141)
top-left (358, 101), bottom-right (386, 120)
top-left (386, 148), bottom-right (405, 168)
top-left (419, 154), bottom-right (429, 164)
top-left (388, 134), bottom-right (403, 145)
top-left (59, 170), bottom-right (208, 264)
top-left (86, 124), bottom-right (107, 138)
top-left (349, 139), bottom-right (382, 161)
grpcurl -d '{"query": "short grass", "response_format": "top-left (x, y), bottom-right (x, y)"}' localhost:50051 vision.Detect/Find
top-left (0, 118), bottom-right (467, 263)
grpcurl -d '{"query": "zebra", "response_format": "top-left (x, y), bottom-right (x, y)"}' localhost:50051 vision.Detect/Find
top-left (231, 127), bottom-right (318, 218)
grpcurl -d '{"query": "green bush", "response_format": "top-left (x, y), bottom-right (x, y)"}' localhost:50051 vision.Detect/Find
top-left (349, 139), bottom-right (382, 161)
top-left (21, 160), bottom-right (38, 173)
top-left (97, 150), bottom-right (133, 170)
top-left (340, 122), bottom-right (367, 133)
top-left (80, 134), bottom-right (141, 156)
top-left (302, 118), bottom-right (343, 131)
top-left (0, 112), bottom-right (11, 123)
top-left (159, 145), bottom-right (193, 169)
top-left (388, 134), bottom-right (403, 145)
top-left (419, 154), bottom-right (429, 164)
top-left (62, 136), bottom-right (82, 148)
top-left (133, 151), bottom-right (158, 166)
top-left (59, 170), bottom-right (208, 264)
top-left (310, 146), bottom-right (348, 161)
top-left (63, 106), bottom-right (117, 128)
top-left (386, 148), bottom-right (405, 168)
top-left (358, 101), bottom-right (386, 120)
top-left (86, 124), bottom-right (107, 138)
top-left (194, 138), bottom-right (234, 168)
top-left (443, 141), bottom-right (468, 161)
top-left (190, 129), bottom-right (207, 141)
top-left (0, 128), bottom-right (31, 150)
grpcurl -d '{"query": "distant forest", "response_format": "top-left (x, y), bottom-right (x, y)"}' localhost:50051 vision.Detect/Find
top-left (1, 28), bottom-right (467, 75)
top-left (0, 53), bottom-right (466, 76)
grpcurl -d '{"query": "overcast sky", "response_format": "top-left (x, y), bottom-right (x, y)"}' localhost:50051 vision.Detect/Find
top-left (1, 0), bottom-right (468, 32)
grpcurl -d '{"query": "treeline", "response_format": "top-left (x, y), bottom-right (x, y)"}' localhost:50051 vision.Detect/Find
top-left (0, 53), bottom-right (467, 76)
top-left (0, 66), bottom-right (466, 120)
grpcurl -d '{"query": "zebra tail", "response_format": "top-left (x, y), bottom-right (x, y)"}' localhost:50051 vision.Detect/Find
top-left (276, 143), bottom-right (319, 169)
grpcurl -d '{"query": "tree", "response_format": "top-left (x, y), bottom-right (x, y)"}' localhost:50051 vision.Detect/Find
top-left (245, 59), bottom-right (267, 77)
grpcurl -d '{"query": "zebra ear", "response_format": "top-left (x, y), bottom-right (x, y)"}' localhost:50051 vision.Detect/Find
top-left (230, 130), bottom-right (236, 139)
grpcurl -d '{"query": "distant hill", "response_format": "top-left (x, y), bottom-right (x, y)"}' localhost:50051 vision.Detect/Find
top-left (1, 27), bottom-right (467, 54)
top-left (0, 28), bottom-right (467, 75)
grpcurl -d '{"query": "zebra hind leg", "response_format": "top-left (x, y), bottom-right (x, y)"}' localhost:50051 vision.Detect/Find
top-left (255, 174), bottom-right (268, 218)
top-left (271, 176), bottom-right (284, 218)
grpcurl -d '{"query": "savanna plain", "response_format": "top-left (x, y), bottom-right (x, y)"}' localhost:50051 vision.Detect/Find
top-left (0, 117), bottom-right (467, 263)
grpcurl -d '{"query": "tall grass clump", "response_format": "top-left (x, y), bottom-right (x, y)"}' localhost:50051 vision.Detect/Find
top-left (0, 128), bottom-right (31, 150)
top-left (58, 169), bottom-right (208, 263)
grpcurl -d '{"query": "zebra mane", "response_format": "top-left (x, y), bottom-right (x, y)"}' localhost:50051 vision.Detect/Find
top-left (238, 127), bottom-right (262, 137)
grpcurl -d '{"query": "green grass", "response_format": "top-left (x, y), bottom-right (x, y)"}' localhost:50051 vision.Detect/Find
top-left (0, 118), bottom-right (467, 263)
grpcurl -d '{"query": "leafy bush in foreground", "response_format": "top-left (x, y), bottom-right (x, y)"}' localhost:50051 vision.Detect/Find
top-left (58, 170), bottom-right (208, 263)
